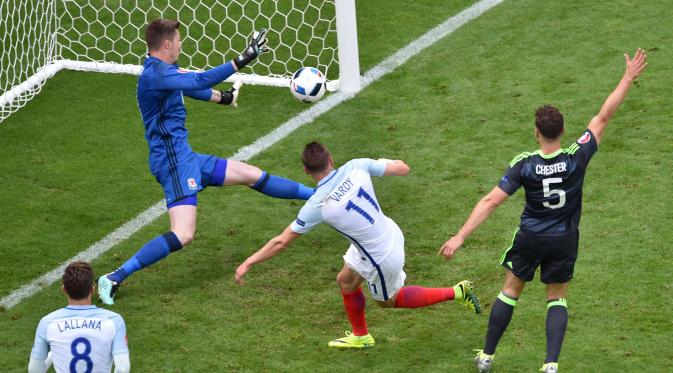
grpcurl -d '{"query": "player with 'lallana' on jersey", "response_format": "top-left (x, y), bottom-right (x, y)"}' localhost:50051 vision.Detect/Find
top-left (439, 49), bottom-right (647, 373)
top-left (236, 142), bottom-right (481, 349)
top-left (30, 262), bottom-right (129, 373)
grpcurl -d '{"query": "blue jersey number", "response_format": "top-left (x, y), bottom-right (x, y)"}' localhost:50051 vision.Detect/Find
top-left (70, 337), bottom-right (93, 373)
top-left (357, 187), bottom-right (379, 211)
top-left (344, 187), bottom-right (379, 224)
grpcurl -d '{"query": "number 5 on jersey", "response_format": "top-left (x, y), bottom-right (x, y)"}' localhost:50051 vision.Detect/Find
top-left (542, 177), bottom-right (566, 209)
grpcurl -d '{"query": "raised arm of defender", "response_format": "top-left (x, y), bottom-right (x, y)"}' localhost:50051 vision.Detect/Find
top-left (587, 48), bottom-right (648, 145)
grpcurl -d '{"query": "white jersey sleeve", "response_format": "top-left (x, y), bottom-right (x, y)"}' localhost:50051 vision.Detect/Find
top-left (290, 198), bottom-right (324, 234)
top-left (110, 314), bottom-right (129, 356)
top-left (30, 318), bottom-right (50, 360)
top-left (352, 158), bottom-right (388, 177)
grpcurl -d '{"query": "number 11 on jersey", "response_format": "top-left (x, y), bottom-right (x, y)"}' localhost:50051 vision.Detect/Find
top-left (344, 187), bottom-right (379, 224)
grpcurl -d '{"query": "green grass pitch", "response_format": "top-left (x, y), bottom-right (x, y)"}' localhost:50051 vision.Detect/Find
top-left (1, 0), bottom-right (672, 371)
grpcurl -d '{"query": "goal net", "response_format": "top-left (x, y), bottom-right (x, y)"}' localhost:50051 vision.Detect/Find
top-left (0, 0), bottom-right (360, 124)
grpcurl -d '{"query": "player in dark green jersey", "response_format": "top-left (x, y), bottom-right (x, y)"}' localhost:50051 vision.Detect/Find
top-left (439, 48), bottom-right (648, 373)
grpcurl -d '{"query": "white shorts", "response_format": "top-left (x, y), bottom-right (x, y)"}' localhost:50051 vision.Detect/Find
top-left (343, 225), bottom-right (406, 301)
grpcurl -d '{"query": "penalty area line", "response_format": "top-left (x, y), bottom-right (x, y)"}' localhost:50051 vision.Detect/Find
top-left (0, 0), bottom-right (505, 310)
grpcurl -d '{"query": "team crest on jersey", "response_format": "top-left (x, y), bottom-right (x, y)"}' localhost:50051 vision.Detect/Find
top-left (577, 131), bottom-right (591, 144)
top-left (187, 178), bottom-right (198, 190)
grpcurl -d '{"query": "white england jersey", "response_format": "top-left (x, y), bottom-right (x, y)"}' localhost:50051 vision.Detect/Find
top-left (31, 305), bottom-right (128, 373)
top-left (291, 158), bottom-right (397, 263)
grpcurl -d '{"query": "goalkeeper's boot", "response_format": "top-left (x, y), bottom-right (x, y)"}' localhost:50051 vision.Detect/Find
top-left (539, 362), bottom-right (558, 373)
top-left (328, 331), bottom-right (375, 349)
top-left (473, 350), bottom-right (494, 372)
top-left (97, 275), bottom-right (119, 305)
top-left (454, 280), bottom-right (482, 314)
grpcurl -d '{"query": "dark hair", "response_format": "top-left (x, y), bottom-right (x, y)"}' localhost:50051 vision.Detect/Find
top-left (535, 105), bottom-right (564, 139)
top-left (145, 18), bottom-right (180, 51)
top-left (302, 141), bottom-right (331, 173)
top-left (63, 261), bottom-right (94, 300)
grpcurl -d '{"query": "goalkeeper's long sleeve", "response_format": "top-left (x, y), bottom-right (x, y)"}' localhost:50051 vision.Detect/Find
top-left (147, 58), bottom-right (236, 91)
top-left (183, 88), bottom-right (213, 101)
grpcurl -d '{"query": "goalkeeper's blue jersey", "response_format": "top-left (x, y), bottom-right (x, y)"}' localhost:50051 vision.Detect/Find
top-left (137, 56), bottom-right (236, 174)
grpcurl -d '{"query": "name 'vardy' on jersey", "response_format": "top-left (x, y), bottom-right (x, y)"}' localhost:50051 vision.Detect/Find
top-left (327, 177), bottom-right (354, 202)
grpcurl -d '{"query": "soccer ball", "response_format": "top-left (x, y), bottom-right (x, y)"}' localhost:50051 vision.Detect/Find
top-left (289, 67), bottom-right (326, 103)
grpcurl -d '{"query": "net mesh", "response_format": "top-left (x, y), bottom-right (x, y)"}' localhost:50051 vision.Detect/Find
top-left (1, 0), bottom-right (339, 123)
top-left (1, 0), bottom-right (58, 122)
top-left (57, 0), bottom-right (338, 78)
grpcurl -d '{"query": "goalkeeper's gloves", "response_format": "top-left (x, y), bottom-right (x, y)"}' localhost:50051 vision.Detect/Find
top-left (233, 28), bottom-right (270, 70)
top-left (218, 79), bottom-right (243, 108)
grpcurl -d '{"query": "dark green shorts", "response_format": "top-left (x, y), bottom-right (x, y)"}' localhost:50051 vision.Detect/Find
top-left (500, 228), bottom-right (579, 284)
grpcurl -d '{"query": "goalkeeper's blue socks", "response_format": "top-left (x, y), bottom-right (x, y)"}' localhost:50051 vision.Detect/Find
top-left (545, 298), bottom-right (568, 363)
top-left (251, 171), bottom-right (314, 200)
top-left (483, 292), bottom-right (518, 355)
top-left (107, 232), bottom-right (183, 283)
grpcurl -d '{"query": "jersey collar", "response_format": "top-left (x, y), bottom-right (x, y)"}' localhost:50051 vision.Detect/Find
top-left (535, 148), bottom-right (562, 159)
top-left (317, 169), bottom-right (339, 188)
top-left (65, 305), bottom-right (98, 310)
top-left (144, 55), bottom-right (178, 67)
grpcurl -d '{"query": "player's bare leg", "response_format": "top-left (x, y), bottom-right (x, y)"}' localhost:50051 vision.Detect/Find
top-left (223, 159), bottom-right (313, 199)
top-left (98, 205), bottom-right (193, 305)
top-left (328, 265), bottom-right (375, 348)
top-left (222, 160), bottom-right (263, 185)
top-left (169, 205), bottom-right (197, 246)
top-left (540, 282), bottom-right (569, 373)
top-left (475, 270), bottom-right (526, 372)
top-left (336, 264), bottom-right (364, 293)
top-left (502, 270), bottom-right (526, 298)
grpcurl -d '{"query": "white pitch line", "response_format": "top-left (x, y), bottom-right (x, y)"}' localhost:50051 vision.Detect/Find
top-left (0, 0), bottom-right (505, 310)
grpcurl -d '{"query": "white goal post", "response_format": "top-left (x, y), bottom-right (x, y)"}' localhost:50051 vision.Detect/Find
top-left (0, 0), bottom-right (361, 124)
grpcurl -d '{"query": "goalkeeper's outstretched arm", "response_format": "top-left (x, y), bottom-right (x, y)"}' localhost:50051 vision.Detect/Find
top-left (233, 28), bottom-right (270, 71)
top-left (183, 79), bottom-right (243, 107)
top-left (152, 28), bottom-right (268, 92)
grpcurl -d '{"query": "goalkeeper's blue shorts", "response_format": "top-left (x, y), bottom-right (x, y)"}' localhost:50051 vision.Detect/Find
top-left (153, 152), bottom-right (228, 208)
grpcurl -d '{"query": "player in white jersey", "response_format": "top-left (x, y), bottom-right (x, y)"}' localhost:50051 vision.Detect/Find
top-left (29, 262), bottom-right (130, 373)
top-left (235, 142), bottom-right (481, 348)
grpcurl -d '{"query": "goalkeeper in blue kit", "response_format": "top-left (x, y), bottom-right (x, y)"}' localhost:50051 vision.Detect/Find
top-left (98, 19), bottom-right (314, 305)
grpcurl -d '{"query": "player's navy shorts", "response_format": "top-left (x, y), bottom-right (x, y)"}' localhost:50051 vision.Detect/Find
top-left (499, 227), bottom-right (579, 284)
top-left (153, 152), bottom-right (228, 208)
